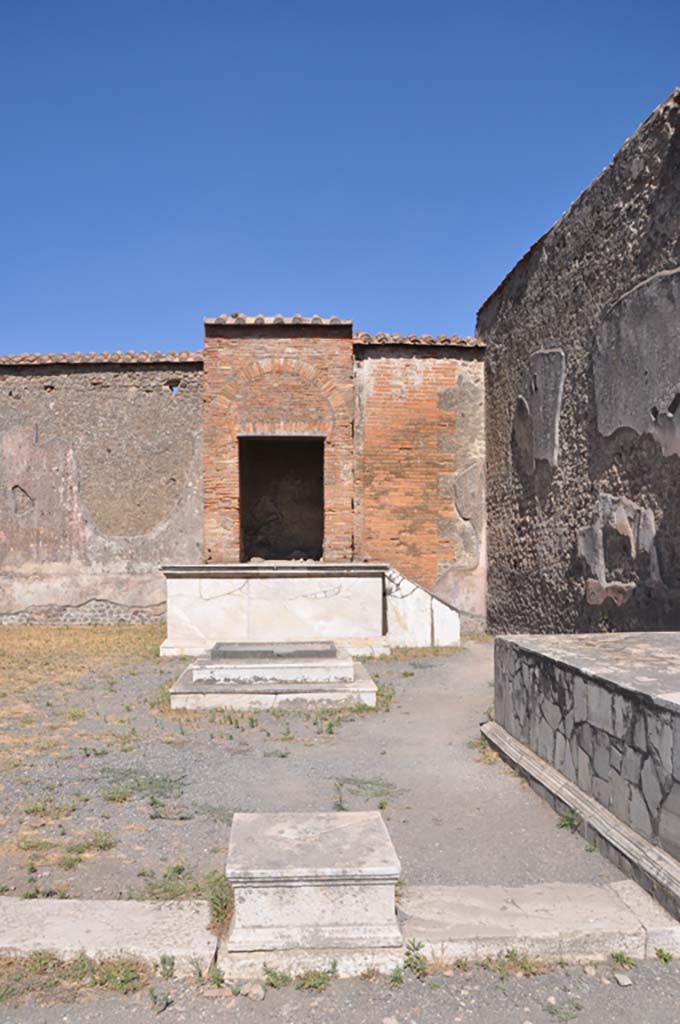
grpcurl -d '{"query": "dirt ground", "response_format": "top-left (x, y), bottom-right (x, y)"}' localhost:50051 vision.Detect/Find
top-left (2, 626), bottom-right (671, 1020)
top-left (0, 626), bottom-right (621, 903)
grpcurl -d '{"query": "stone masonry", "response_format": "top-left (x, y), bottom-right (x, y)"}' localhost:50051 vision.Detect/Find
top-left (0, 322), bottom-right (486, 627)
top-left (0, 354), bottom-right (203, 624)
top-left (495, 633), bottom-right (680, 861)
top-left (480, 89), bottom-right (680, 633)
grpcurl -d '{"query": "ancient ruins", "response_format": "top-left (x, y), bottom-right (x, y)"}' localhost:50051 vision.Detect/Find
top-left (1, 89), bottom-right (679, 977)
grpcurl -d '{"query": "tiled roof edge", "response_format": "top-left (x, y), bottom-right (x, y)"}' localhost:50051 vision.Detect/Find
top-left (354, 332), bottom-right (484, 348)
top-left (205, 314), bottom-right (351, 326)
top-left (0, 351), bottom-right (204, 366)
top-left (0, 335), bottom-right (484, 365)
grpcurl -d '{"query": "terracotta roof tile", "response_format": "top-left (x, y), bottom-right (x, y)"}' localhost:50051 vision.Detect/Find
top-left (204, 313), bottom-right (352, 326)
top-left (354, 332), bottom-right (484, 348)
top-left (0, 351), bottom-right (203, 366)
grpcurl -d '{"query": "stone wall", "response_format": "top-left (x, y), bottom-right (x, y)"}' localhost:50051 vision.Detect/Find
top-left (0, 321), bottom-right (487, 626)
top-left (495, 634), bottom-right (680, 862)
top-left (0, 357), bottom-right (203, 623)
top-left (479, 89), bottom-right (680, 633)
top-left (354, 345), bottom-right (485, 628)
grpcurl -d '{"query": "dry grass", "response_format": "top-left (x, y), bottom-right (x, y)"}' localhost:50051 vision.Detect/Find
top-left (0, 625), bottom-right (164, 770)
top-left (0, 624), bottom-right (164, 690)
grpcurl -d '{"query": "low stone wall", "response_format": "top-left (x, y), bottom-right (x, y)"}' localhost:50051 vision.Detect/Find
top-left (495, 633), bottom-right (680, 862)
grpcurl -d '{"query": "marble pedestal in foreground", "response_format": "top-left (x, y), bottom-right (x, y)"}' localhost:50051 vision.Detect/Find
top-left (170, 641), bottom-right (376, 710)
top-left (225, 812), bottom-right (402, 951)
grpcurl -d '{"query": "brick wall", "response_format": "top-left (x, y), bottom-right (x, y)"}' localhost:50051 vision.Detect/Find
top-left (203, 327), bottom-right (355, 562)
top-left (354, 347), bottom-right (485, 625)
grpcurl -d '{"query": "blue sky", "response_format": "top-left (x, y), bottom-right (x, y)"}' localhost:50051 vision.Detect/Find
top-left (1, 1), bottom-right (678, 354)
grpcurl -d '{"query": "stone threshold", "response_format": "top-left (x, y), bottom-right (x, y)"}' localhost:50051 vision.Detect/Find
top-left (483, 720), bottom-right (680, 919)
top-left (2, 879), bottom-right (680, 978)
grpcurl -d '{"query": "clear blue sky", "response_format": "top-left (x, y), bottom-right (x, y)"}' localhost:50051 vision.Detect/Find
top-left (1, 1), bottom-right (678, 354)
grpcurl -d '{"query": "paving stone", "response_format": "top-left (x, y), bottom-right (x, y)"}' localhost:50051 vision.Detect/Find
top-left (0, 898), bottom-right (215, 974)
top-left (399, 882), bottom-right (646, 961)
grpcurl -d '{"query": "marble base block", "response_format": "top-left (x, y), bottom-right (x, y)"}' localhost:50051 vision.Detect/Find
top-left (225, 812), bottom-right (402, 952)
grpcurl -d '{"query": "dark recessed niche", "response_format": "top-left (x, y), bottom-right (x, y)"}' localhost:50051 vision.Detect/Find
top-left (239, 437), bottom-right (324, 561)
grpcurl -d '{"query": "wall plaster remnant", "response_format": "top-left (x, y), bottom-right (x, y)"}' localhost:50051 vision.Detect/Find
top-left (578, 493), bottom-right (661, 606)
top-left (512, 349), bottom-right (565, 476)
top-left (594, 269), bottom-right (680, 456)
top-left (480, 88), bottom-right (680, 632)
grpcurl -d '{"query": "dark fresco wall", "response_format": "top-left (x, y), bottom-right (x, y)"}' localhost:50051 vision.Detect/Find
top-left (479, 89), bottom-right (680, 633)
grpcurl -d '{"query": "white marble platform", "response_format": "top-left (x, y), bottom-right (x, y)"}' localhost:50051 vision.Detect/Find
top-left (225, 812), bottom-right (402, 952)
top-left (161, 563), bottom-right (386, 656)
top-left (160, 563), bottom-right (460, 656)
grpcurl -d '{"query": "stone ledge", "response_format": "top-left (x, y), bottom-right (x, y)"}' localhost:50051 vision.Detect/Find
top-left (2, 878), bottom-right (679, 979)
top-left (399, 882), bottom-right (647, 962)
top-left (162, 562), bottom-right (390, 579)
top-left (0, 898), bottom-right (215, 975)
top-left (482, 721), bottom-right (680, 920)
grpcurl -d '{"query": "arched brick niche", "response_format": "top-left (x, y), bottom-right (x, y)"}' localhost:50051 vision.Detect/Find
top-left (202, 324), bottom-right (354, 562)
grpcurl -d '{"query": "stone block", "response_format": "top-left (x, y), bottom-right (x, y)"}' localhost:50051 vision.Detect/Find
top-left (573, 678), bottom-right (588, 724)
top-left (385, 573), bottom-right (432, 647)
top-left (400, 882), bottom-right (645, 962)
top-left (225, 813), bottom-right (402, 952)
top-left (588, 687), bottom-right (614, 734)
top-left (592, 777), bottom-right (611, 808)
top-left (630, 789), bottom-right (654, 840)
top-left (578, 722), bottom-right (594, 757)
top-left (658, 806), bottom-right (680, 861)
top-left (171, 662), bottom-right (377, 712)
top-left (672, 718), bottom-right (680, 783)
top-left (610, 742), bottom-right (623, 773)
top-left (537, 717), bottom-right (555, 762)
top-left (609, 880), bottom-right (680, 958)
top-left (0, 898), bottom-right (214, 974)
top-left (622, 747), bottom-right (642, 785)
top-left (593, 733), bottom-right (611, 781)
top-left (432, 597), bottom-right (460, 647)
top-left (634, 715), bottom-right (647, 751)
top-left (611, 774), bottom-right (631, 822)
top-left (641, 758), bottom-right (663, 819)
top-left (162, 566), bottom-right (386, 655)
top-left (542, 699), bottom-right (562, 732)
top-left (577, 748), bottom-right (593, 794)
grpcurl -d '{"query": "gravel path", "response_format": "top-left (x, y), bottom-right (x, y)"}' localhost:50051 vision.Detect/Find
top-left (4, 960), bottom-right (680, 1023)
top-left (1, 633), bottom-right (620, 900)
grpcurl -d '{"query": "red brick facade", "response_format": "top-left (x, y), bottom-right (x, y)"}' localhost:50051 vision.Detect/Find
top-left (201, 316), bottom-right (485, 619)
top-left (354, 350), bottom-right (459, 588)
top-left (202, 323), bottom-right (355, 562)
